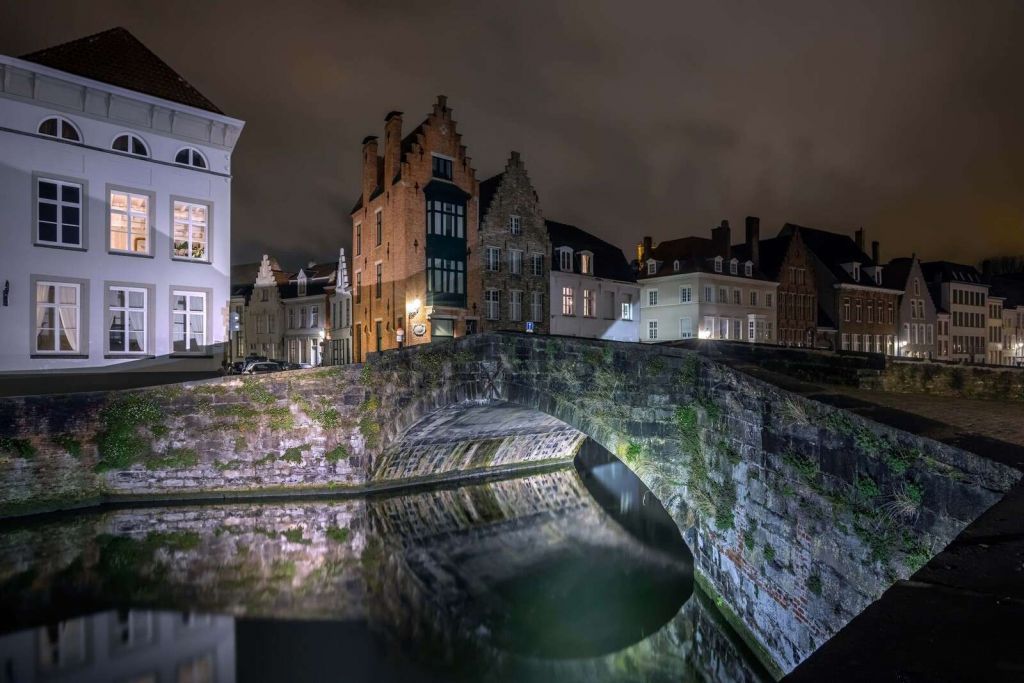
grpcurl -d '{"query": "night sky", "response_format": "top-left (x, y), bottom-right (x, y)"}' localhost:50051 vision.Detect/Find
top-left (3, 0), bottom-right (1023, 270)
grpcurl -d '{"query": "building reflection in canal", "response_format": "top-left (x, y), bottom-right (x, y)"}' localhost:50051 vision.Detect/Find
top-left (0, 440), bottom-right (771, 682)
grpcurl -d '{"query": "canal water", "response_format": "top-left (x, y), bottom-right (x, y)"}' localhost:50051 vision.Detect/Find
top-left (0, 440), bottom-right (770, 682)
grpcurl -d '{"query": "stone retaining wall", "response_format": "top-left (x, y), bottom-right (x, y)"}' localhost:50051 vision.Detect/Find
top-left (869, 359), bottom-right (1024, 402)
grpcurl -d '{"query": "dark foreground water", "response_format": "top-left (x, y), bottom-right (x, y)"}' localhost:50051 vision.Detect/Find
top-left (0, 440), bottom-right (770, 682)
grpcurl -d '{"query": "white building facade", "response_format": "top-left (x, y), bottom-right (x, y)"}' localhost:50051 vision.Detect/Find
top-left (0, 30), bottom-right (243, 373)
top-left (923, 262), bottom-right (989, 364)
top-left (326, 248), bottom-right (353, 366)
top-left (639, 260), bottom-right (779, 344)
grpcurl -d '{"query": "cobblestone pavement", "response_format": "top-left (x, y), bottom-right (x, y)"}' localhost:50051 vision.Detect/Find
top-left (732, 363), bottom-right (1024, 682)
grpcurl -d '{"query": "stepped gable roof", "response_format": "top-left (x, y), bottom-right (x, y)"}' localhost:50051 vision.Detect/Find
top-left (779, 224), bottom-right (888, 289)
top-left (478, 172), bottom-right (503, 222)
top-left (545, 220), bottom-right (635, 282)
top-left (21, 27), bottom-right (223, 114)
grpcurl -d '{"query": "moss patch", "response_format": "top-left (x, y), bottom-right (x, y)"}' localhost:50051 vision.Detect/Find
top-left (0, 436), bottom-right (37, 459)
top-left (145, 447), bottom-right (199, 470)
top-left (326, 526), bottom-right (350, 543)
top-left (94, 393), bottom-right (164, 471)
top-left (324, 444), bottom-right (349, 464)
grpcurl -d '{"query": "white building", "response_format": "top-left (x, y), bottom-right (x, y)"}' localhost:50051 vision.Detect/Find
top-left (326, 248), bottom-right (354, 365)
top-left (637, 223), bottom-right (778, 344)
top-left (282, 261), bottom-right (336, 366)
top-left (546, 220), bottom-right (639, 342)
top-left (922, 262), bottom-right (989, 363)
top-left (0, 28), bottom-right (244, 373)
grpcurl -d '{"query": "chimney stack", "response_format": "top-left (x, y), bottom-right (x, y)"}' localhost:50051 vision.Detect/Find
top-left (383, 111), bottom-right (403, 187)
top-left (854, 228), bottom-right (865, 254)
top-left (711, 220), bottom-right (731, 259)
top-left (745, 216), bottom-right (760, 267)
top-left (641, 236), bottom-right (653, 261)
top-left (871, 240), bottom-right (880, 265)
top-left (433, 94), bottom-right (448, 116)
top-left (361, 136), bottom-right (379, 203)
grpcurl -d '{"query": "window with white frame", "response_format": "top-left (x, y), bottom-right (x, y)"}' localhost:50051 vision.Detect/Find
top-left (509, 215), bottom-right (521, 235)
top-left (583, 289), bottom-right (595, 317)
top-left (744, 261), bottom-right (753, 276)
top-left (673, 260), bottom-right (680, 272)
top-left (580, 252), bottom-right (593, 275)
top-left (559, 248), bottom-right (573, 271)
top-left (485, 289), bottom-right (500, 320)
top-left (680, 317), bottom-right (693, 338)
top-left (172, 290), bottom-right (206, 353)
top-left (110, 190), bottom-right (149, 254)
top-left (648, 320), bottom-right (658, 340)
top-left (748, 319), bottom-right (755, 340)
top-left (704, 286), bottom-right (713, 303)
top-left (732, 288), bottom-right (740, 305)
top-left (174, 147), bottom-right (207, 169)
top-left (646, 260), bottom-right (657, 275)
top-left (509, 249), bottom-right (523, 275)
top-left (298, 275), bottom-right (307, 297)
top-left (38, 116), bottom-right (81, 142)
top-left (311, 305), bottom-right (319, 327)
top-left (562, 286), bottom-right (575, 315)
top-left (679, 286), bottom-right (692, 303)
top-left (714, 256), bottom-right (723, 272)
top-left (172, 201), bottom-right (209, 261)
top-left (486, 247), bottom-right (501, 272)
top-left (621, 294), bottom-right (633, 320)
top-left (719, 287), bottom-right (727, 303)
top-left (509, 290), bottom-right (523, 321)
top-left (37, 178), bottom-right (82, 247)
top-left (112, 133), bottom-right (149, 157)
top-left (531, 291), bottom-right (543, 322)
top-left (648, 289), bottom-right (658, 306)
top-left (531, 253), bottom-right (544, 276)
top-left (765, 292), bottom-right (773, 308)
top-left (34, 281), bottom-right (80, 353)
top-left (750, 291), bottom-right (758, 306)
top-left (107, 285), bottom-right (147, 353)
top-left (730, 259), bottom-right (738, 275)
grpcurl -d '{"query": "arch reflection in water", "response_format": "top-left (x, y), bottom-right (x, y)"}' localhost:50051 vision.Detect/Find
top-left (0, 442), bottom-right (768, 682)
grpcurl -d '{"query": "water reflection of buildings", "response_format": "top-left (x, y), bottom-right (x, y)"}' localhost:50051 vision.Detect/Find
top-left (0, 611), bottom-right (234, 683)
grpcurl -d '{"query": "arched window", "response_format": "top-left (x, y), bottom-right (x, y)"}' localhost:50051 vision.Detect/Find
top-left (112, 133), bottom-right (149, 157)
top-left (175, 147), bottom-right (208, 169)
top-left (38, 116), bottom-right (81, 142)
top-left (729, 258), bottom-right (738, 275)
top-left (673, 260), bottom-right (680, 272)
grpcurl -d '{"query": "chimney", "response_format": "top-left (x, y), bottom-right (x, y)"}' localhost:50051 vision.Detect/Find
top-left (854, 228), bottom-right (865, 254)
top-left (871, 240), bottom-right (880, 265)
top-left (711, 220), bottom-right (731, 259)
top-left (745, 216), bottom-right (760, 267)
top-left (509, 150), bottom-right (522, 169)
top-left (642, 236), bottom-right (653, 261)
top-left (383, 111), bottom-right (403, 187)
top-left (433, 94), bottom-right (449, 117)
top-left (361, 136), bottom-right (379, 203)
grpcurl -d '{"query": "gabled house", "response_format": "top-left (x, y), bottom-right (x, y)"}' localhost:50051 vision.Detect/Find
top-left (883, 256), bottom-right (938, 358)
top-left (779, 225), bottom-right (900, 353)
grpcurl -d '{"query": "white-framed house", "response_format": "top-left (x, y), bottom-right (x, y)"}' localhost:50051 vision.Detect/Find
top-left (0, 28), bottom-right (244, 373)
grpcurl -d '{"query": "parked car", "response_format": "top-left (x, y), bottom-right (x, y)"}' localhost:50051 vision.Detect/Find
top-left (241, 361), bottom-right (282, 375)
top-left (227, 361), bottom-right (247, 375)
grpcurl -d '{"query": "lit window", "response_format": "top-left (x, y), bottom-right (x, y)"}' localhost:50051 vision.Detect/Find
top-left (107, 286), bottom-right (147, 354)
top-left (562, 287), bottom-right (575, 315)
top-left (34, 281), bottom-right (81, 353)
top-left (431, 154), bottom-right (453, 180)
top-left (621, 294), bottom-right (633, 320)
top-left (509, 215), bottom-right (521, 235)
top-left (485, 289), bottom-right (500, 320)
top-left (580, 253), bottom-right (593, 275)
top-left (583, 289), bottom-right (595, 317)
top-left (38, 116), bottom-right (81, 142)
top-left (36, 178), bottom-right (82, 247)
top-left (648, 320), bottom-right (658, 340)
top-left (173, 201), bottom-right (209, 261)
top-left (109, 190), bottom-right (150, 254)
top-left (509, 290), bottom-right (523, 321)
top-left (172, 290), bottom-right (206, 353)
top-left (112, 133), bottom-right (149, 157)
top-left (174, 147), bottom-right (207, 169)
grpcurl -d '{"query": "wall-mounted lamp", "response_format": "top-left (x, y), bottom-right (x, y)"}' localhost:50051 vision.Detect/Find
top-left (406, 298), bottom-right (421, 319)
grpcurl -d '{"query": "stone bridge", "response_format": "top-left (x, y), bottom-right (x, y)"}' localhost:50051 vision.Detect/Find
top-left (0, 332), bottom-right (1018, 676)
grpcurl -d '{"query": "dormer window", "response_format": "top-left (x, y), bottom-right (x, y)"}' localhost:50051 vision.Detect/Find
top-left (558, 247), bottom-right (573, 272)
top-left (175, 147), bottom-right (208, 169)
top-left (38, 116), bottom-right (81, 142)
top-left (744, 261), bottom-right (753, 277)
top-left (729, 258), bottom-right (738, 275)
top-left (646, 259), bottom-right (657, 276)
top-left (673, 260), bottom-right (680, 272)
top-left (112, 133), bottom-right (149, 157)
top-left (853, 263), bottom-right (861, 281)
top-left (431, 154), bottom-right (453, 180)
top-left (874, 268), bottom-right (882, 285)
top-left (714, 256), bottom-right (723, 273)
top-left (579, 251), bottom-right (594, 275)
top-left (297, 273), bottom-right (307, 297)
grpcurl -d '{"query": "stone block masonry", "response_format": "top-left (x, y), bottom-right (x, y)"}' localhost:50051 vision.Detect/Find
top-left (0, 332), bottom-right (1019, 676)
